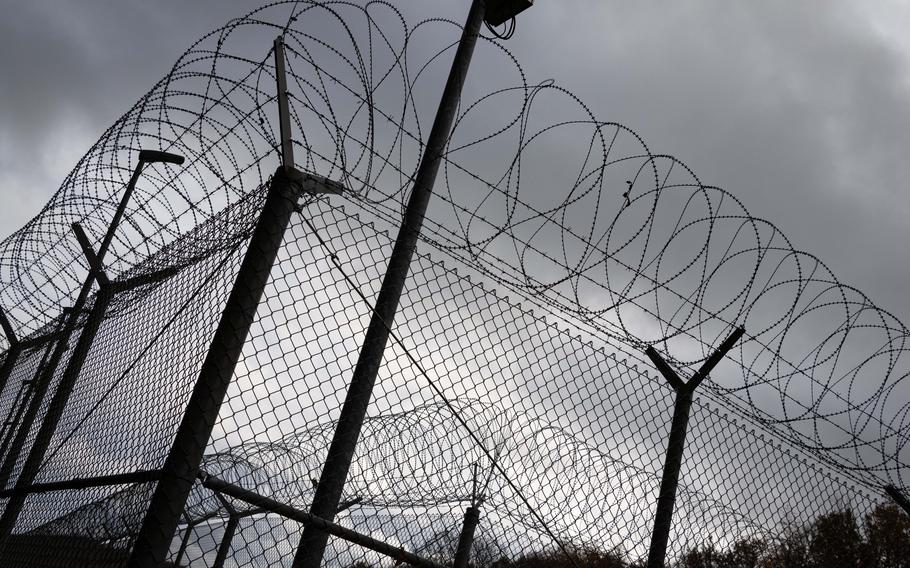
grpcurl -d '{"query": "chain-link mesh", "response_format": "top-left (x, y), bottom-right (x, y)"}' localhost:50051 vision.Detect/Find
top-left (0, 1), bottom-right (908, 567)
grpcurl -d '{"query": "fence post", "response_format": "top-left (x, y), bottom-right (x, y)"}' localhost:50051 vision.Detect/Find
top-left (126, 33), bottom-right (341, 565)
top-left (0, 226), bottom-right (116, 546)
top-left (453, 506), bottom-right (481, 568)
top-left (0, 313), bottom-right (68, 486)
top-left (645, 327), bottom-right (744, 568)
top-left (0, 308), bottom-right (21, 399)
top-left (291, 1), bottom-right (506, 566)
top-left (126, 167), bottom-right (301, 566)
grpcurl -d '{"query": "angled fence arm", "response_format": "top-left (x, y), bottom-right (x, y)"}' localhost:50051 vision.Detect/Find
top-left (646, 327), bottom-right (745, 568)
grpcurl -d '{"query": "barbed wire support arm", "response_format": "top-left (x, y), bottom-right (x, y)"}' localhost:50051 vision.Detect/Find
top-left (645, 326), bottom-right (745, 568)
top-left (292, 1), bottom-right (498, 566)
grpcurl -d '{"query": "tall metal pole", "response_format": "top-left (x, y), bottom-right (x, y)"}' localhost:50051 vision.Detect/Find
top-left (127, 164), bottom-right (303, 567)
top-left (453, 506), bottom-right (481, 568)
top-left (645, 327), bottom-right (744, 568)
top-left (127, 35), bottom-right (339, 566)
top-left (292, 2), bottom-right (491, 566)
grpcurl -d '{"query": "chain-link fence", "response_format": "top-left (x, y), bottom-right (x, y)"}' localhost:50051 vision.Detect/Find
top-left (0, 1), bottom-right (908, 567)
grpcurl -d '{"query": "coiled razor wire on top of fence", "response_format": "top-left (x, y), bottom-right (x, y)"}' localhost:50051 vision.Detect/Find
top-left (0, 1), bottom-right (906, 566)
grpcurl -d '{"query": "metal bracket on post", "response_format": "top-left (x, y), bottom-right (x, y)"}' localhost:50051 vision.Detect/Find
top-left (645, 326), bottom-right (745, 568)
top-left (885, 485), bottom-right (910, 517)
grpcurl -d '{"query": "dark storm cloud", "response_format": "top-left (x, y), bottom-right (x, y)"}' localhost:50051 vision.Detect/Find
top-left (504, 1), bottom-right (910, 316)
top-left (2, 1), bottom-right (910, 376)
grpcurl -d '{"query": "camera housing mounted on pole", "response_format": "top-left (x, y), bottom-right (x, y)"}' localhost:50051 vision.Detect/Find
top-left (485, 0), bottom-right (533, 26)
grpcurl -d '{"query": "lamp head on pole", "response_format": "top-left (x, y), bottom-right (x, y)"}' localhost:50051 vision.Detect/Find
top-left (485, 0), bottom-right (533, 26)
top-left (138, 150), bottom-right (185, 165)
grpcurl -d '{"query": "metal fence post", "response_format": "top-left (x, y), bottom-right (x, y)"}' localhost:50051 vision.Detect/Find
top-left (453, 506), bottom-right (481, 568)
top-left (0, 309), bottom-right (21, 399)
top-left (292, 2), bottom-right (497, 566)
top-left (645, 327), bottom-right (744, 568)
top-left (127, 34), bottom-right (340, 566)
top-left (0, 228), bottom-right (116, 546)
top-left (213, 515), bottom-right (240, 568)
top-left (126, 166), bottom-right (303, 566)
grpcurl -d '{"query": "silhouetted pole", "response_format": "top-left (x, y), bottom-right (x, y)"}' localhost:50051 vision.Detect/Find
top-left (127, 166), bottom-right (302, 567)
top-left (645, 327), bottom-right (745, 568)
top-left (0, 308), bottom-right (21, 399)
top-left (291, 1), bottom-right (501, 566)
top-left (454, 506), bottom-right (481, 568)
top-left (127, 35), bottom-right (341, 567)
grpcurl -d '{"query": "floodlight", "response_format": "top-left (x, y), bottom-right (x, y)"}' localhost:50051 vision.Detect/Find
top-left (138, 150), bottom-right (185, 165)
top-left (485, 0), bottom-right (533, 26)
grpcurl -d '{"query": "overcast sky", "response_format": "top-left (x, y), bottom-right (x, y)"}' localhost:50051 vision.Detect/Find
top-left (2, 0), bottom-right (910, 320)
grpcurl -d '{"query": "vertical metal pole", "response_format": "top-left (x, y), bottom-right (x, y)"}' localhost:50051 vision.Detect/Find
top-left (0, 308), bottom-right (21, 399)
top-left (127, 166), bottom-right (303, 567)
top-left (274, 35), bottom-right (295, 170)
top-left (644, 327), bottom-right (744, 568)
top-left (646, 389), bottom-right (692, 568)
top-left (0, 285), bottom-right (114, 545)
top-left (293, 2), bottom-right (488, 566)
top-left (453, 506), bottom-right (481, 568)
top-left (213, 514), bottom-right (240, 568)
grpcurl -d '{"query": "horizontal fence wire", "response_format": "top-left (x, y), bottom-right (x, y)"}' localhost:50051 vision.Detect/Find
top-left (0, 1), bottom-right (907, 567)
